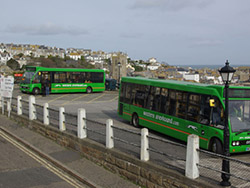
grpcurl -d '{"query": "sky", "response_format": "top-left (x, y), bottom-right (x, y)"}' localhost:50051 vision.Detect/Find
top-left (1, 0), bottom-right (250, 66)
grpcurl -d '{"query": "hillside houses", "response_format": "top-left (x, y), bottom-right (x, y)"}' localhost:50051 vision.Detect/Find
top-left (1, 43), bottom-right (250, 85)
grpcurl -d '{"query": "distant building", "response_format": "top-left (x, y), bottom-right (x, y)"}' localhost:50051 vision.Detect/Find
top-left (239, 73), bottom-right (249, 82)
top-left (67, 53), bottom-right (81, 60)
top-left (177, 68), bottom-right (189, 75)
top-left (148, 57), bottom-right (157, 64)
top-left (0, 52), bottom-right (12, 65)
top-left (110, 52), bottom-right (127, 81)
top-left (183, 73), bottom-right (200, 82)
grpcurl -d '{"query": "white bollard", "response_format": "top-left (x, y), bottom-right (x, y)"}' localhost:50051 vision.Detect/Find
top-left (140, 128), bottom-right (149, 161)
top-left (185, 134), bottom-right (199, 179)
top-left (77, 108), bottom-right (87, 139)
top-left (17, 96), bottom-right (22, 115)
top-left (59, 107), bottom-right (66, 131)
top-left (43, 103), bottom-right (49, 125)
top-left (29, 96), bottom-right (36, 120)
top-left (2, 97), bottom-right (4, 115)
top-left (106, 119), bottom-right (114, 149)
top-left (7, 100), bottom-right (11, 117)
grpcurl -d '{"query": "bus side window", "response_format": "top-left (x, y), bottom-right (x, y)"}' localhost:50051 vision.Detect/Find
top-left (211, 98), bottom-right (224, 127)
top-left (199, 95), bottom-right (211, 125)
top-left (152, 87), bottom-right (161, 112)
top-left (131, 83), bottom-right (137, 105)
top-left (146, 86), bottom-right (156, 110)
top-left (124, 84), bottom-right (132, 104)
top-left (187, 94), bottom-right (200, 122)
top-left (168, 90), bottom-right (176, 116)
top-left (176, 92), bottom-right (187, 119)
top-left (32, 73), bottom-right (41, 83)
top-left (160, 88), bottom-right (169, 114)
top-left (134, 84), bottom-right (146, 108)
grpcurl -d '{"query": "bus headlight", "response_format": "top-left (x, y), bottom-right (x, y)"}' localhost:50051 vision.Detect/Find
top-left (232, 141), bottom-right (240, 146)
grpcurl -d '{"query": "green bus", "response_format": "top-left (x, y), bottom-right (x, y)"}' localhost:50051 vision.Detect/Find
top-left (118, 77), bottom-right (250, 153)
top-left (20, 66), bottom-right (105, 94)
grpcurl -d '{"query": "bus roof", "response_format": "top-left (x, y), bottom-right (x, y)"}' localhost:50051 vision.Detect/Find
top-left (26, 66), bottom-right (105, 73)
top-left (121, 77), bottom-right (250, 99)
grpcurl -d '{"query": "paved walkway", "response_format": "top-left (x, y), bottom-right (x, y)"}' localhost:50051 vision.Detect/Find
top-left (0, 114), bottom-right (140, 188)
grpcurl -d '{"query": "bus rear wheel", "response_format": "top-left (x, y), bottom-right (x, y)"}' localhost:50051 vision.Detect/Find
top-left (132, 113), bottom-right (140, 128)
top-left (210, 138), bottom-right (223, 154)
top-left (32, 88), bottom-right (40, 95)
top-left (86, 87), bottom-right (92, 94)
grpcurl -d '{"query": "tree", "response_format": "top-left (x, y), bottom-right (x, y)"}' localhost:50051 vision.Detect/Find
top-left (17, 53), bottom-right (24, 58)
top-left (7, 58), bottom-right (20, 70)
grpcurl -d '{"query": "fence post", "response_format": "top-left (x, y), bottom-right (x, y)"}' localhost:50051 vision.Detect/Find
top-left (106, 119), bottom-right (114, 149)
top-left (185, 134), bottom-right (199, 179)
top-left (59, 107), bottom-right (66, 131)
top-left (17, 96), bottom-right (22, 115)
top-left (77, 108), bottom-right (87, 139)
top-left (43, 103), bottom-right (49, 125)
top-left (141, 128), bottom-right (149, 161)
top-left (1, 97), bottom-right (4, 115)
top-left (29, 96), bottom-right (36, 120)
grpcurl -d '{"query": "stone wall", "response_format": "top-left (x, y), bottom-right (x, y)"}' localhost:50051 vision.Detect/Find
top-left (11, 112), bottom-right (217, 188)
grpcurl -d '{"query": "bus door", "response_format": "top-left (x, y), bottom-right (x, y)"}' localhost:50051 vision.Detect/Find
top-left (119, 82), bottom-right (131, 116)
top-left (185, 94), bottom-right (212, 144)
top-left (41, 72), bottom-right (51, 93)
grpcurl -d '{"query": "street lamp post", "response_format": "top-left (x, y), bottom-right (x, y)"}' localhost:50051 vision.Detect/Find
top-left (118, 62), bottom-right (121, 83)
top-left (218, 60), bottom-right (236, 186)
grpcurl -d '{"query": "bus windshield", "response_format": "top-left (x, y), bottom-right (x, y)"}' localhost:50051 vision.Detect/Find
top-left (229, 100), bottom-right (250, 133)
top-left (22, 72), bottom-right (35, 84)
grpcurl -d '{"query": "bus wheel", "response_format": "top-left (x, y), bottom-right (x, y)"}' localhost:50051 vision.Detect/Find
top-left (32, 88), bottom-right (40, 95)
top-left (86, 87), bottom-right (92, 94)
top-left (132, 113), bottom-right (140, 128)
top-left (210, 138), bottom-right (223, 154)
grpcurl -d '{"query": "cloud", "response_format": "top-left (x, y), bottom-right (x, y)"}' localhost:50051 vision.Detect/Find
top-left (120, 32), bottom-right (143, 38)
top-left (5, 23), bottom-right (89, 36)
top-left (130, 0), bottom-right (213, 11)
top-left (191, 39), bottom-right (223, 47)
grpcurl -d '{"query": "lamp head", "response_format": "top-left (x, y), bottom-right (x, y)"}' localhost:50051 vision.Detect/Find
top-left (219, 60), bottom-right (236, 83)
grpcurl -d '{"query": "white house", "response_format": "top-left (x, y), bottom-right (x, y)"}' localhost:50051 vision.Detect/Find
top-left (67, 53), bottom-right (81, 60)
top-left (183, 73), bottom-right (200, 82)
top-left (177, 68), bottom-right (189, 75)
top-left (147, 65), bottom-right (160, 71)
top-left (148, 57), bottom-right (157, 63)
top-left (205, 75), bottom-right (215, 80)
top-left (0, 52), bottom-right (12, 65)
top-left (147, 62), bottom-right (161, 71)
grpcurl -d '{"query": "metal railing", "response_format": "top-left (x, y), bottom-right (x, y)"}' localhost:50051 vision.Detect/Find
top-left (1, 95), bottom-right (250, 187)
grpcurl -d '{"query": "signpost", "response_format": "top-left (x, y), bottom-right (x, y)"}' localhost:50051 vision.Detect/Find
top-left (0, 75), bottom-right (14, 117)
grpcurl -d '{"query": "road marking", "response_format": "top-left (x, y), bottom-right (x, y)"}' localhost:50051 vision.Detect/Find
top-left (47, 94), bottom-right (70, 104)
top-left (0, 130), bottom-right (84, 188)
top-left (59, 94), bottom-right (89, 106)
top-left (109, 96), bottom-right (118, 102)
top-left (87, 93), bottom-right (105, 103)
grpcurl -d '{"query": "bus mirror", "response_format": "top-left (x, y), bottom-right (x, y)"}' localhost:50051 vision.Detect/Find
top-left (209, 99), bottom-right (215, 107)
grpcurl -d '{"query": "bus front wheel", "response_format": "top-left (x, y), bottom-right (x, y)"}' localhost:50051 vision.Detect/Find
top-left (132, 113), bottom-right (140, 128)
top-left (86, 87), bottom-right (92, 94)
top-left (210, 138), bottom-right (223, 154)
top-left (32, 88), bottom-right (40, 95)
